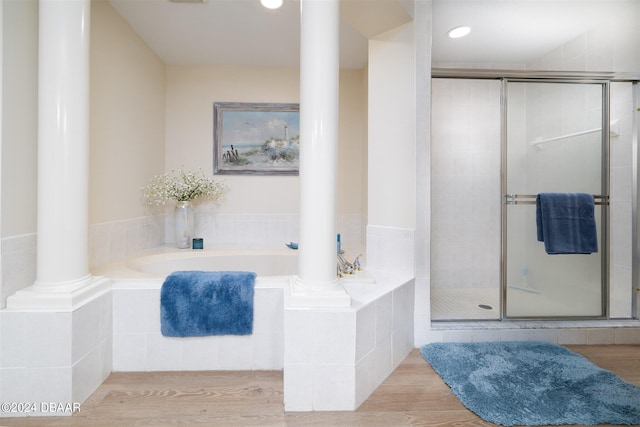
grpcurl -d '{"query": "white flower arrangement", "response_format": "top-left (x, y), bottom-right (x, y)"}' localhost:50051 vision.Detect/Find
top-left (142, 168), bottom-right (228, 206)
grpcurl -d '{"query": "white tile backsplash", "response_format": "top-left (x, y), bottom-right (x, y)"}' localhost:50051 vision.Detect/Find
top-left (366, 225), bottom-right (415, 276)
top-left (1, 234), bottom-right (37, 309)
top-left (89, 216), bottom-right (165, 269)
top-left (86, 212), bottom-right (364, 261)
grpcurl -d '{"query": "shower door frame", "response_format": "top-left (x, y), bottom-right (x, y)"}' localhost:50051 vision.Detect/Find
top-left (634, 81), bottom-right (640, 320)
top-left (501, 77), bottom-right (611, 320)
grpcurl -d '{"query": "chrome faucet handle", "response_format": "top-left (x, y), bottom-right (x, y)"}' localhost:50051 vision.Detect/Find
top-left (353, 255), bottom-right (361, 271)
top-left (337, 252), bottom-right (355, 274)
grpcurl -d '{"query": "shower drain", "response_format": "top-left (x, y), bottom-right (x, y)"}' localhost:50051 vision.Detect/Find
top-left (478, 304), bottom-right (493, 310)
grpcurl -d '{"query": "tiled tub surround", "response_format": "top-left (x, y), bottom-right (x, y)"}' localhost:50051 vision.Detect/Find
top-left (284, 275), bottom-right (415, 411)
top-left (0, 292), bottom-right (112, 417)
top-left (111, 277), bottom-right (287, 372)
top-left (182, 212), bottom-right (364, 253)
top-left (98, 246), bottom-right (414, 411)
top-left (99, 247), bottom-right (297, 371)
top-left (86, 212), bottom-right (365, 269)
top-left (1, 234), bottom-right (37, 310)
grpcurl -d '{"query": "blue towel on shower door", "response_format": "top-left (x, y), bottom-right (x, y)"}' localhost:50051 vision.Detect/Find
top-left (160, 270), bottom-right (256, 337)
top-left (536, 193), bottom-right (598, 254)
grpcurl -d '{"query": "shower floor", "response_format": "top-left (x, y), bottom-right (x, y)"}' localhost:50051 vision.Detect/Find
top-left (431, 288), bottom-right (501, 320)
top-left (432, 285), bottom-right (603, 320)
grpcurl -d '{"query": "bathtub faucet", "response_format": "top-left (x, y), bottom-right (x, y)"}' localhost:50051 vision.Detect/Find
top-left (337, 252), bottom-right (362, 277)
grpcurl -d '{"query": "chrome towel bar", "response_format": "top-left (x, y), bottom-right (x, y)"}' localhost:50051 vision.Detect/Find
top-left (504, 194), bottom-right (609, 206)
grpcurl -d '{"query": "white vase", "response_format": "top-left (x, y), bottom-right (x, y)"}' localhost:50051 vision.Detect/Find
top-left (175, 201), bottom-right (194, 249)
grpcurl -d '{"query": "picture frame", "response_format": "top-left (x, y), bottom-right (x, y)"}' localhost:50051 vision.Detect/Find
top-left (213, 102), bottom-right (300, 175)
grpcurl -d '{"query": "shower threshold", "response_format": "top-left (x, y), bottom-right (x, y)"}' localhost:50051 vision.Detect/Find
top-left (431, 319), bottom-right (640, 330)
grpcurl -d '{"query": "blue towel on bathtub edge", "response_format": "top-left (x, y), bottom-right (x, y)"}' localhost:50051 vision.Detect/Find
top-left (536, 193), bottom-right (598, 255)
top-left (160, 271), bottom-right (256, 337)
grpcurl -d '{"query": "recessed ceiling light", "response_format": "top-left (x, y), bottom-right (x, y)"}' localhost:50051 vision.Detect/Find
top-left (261, 0), bottom-right (283, 9)
top-left (447, 26), bottom-right (471, 39)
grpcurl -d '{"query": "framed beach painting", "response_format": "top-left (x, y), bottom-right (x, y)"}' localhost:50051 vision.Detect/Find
top-left (213, 102), bottom-right (300, 175)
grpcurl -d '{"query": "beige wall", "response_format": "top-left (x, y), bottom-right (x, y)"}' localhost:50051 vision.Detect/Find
top-left (338, 68), bottom-right (368, 217)
top-left (1, 0), bottom-right (167, 231)
top-left (368, 22), bottom-right (415, 229)
top-left (89, 0), bottom-right (166, 224)
top-left (1, 0), bottom-right (38, 237)
top-left (1, 0), bottom-right (367, 232)
top-left (165, 65), bottom-right (367, 217)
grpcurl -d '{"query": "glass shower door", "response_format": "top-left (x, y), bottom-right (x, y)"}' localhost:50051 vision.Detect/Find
top-left (504, 80), bottom-right (607, 318)
top-left (431, 78), bottom-right (502, 320)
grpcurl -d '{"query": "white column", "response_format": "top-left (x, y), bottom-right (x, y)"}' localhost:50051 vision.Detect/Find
top-left (36, 0), bottom-right (90, 289)
top-left (290, 0), bottom-right (349, 307)
top-left (7, 0), bottom-right (109, 309)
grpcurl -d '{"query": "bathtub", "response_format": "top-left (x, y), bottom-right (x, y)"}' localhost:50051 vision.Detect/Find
top-left (96, 246), bottom-right (396, 373)
top-left (125, 248), bottom-right (298, 280)
top-left (94, 247), bottom-right (297, 372)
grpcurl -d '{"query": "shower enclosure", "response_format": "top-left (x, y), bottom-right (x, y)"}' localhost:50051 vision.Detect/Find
top-left (504, 80), bottom-right (608, 318)
top-left (431, 74), bottom-right (637, 321)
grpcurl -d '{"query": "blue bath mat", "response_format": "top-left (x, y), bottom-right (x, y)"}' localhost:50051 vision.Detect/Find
top-left (420, 341), bottom-right (640, 426)
top-left (161, 270), bottom-right (256, 337)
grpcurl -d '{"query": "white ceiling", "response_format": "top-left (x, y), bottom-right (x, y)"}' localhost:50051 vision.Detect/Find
top-left (108, 0), bottom-right (636, 69)
top-left (432, 0), bottom-right (636, 66)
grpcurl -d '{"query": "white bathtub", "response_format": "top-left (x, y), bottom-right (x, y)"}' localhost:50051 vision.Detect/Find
top-left (127, 248), bottom-right (298, 278)
top-left (94, 247), bottom-right (299, 285)
top-left (96, 246), bottom-right (389, 373)
top-left (94, 247), bottom-right (296, 371)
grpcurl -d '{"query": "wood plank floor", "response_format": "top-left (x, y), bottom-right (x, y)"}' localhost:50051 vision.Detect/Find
top-left (2, 345), bottom-right (638, 427)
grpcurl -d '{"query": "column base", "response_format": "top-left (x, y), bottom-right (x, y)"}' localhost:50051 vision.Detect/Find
top-left (288, 275), bottom-right (351, 308)
top-left (5, 276), bottom-right (111, 311)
